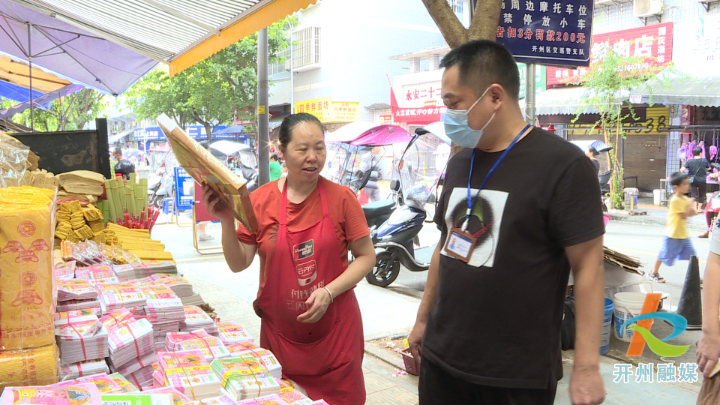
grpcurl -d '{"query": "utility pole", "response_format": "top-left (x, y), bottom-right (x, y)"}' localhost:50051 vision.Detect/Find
top-left (525, 63), bottom-right (536, 126)
top-left (257, 28), bottom-right (270, 186)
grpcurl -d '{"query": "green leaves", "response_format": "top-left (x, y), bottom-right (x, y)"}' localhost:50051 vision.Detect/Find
top-left (123, 17), bottom-right (295, 143)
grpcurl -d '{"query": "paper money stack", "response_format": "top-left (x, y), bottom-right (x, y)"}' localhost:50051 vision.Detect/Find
top-left (76, 265), bottom-right (120, 284)
top-left (180, 306), bottom-right (218, 335)
top-left (148, 274), bottom-right (193, 298)
top-left (57, 278), bottom-right (101, 312)
top-left (75, 373), bottom-right (123, 394)
top-left (98, 283), bottom-right (148, 315)
top-left (60, 358), bottom-right (110, 380)
top-left (154, 350), bottom-right (223, 400)
top-left (216, 322), bottom-right (253, 346)
top-left (109, 372), bottom-right (140, 393)
top-left (54, 309), bottom-right (109, 365)
top-left (141, 285), bottom-right (185, 349)
top-left (104, 312), bottom-right (155, 378)
top-left (165, 330), bottom-right (231, 362)
top-left (225, 342), bottom-right (282, 380)
top-left (54, 261), bottom-right (77, 281)
top-left (210, 357), bottom-right (281, 401)
top-left (113, 261), bottom-right (178, 281)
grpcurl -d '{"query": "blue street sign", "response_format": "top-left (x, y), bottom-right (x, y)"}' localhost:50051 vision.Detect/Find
top-left (496, 0), bottom-right (593, 67)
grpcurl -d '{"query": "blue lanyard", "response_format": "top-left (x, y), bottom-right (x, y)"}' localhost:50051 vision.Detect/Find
top-left (464, 124), bottom-right (531, 231)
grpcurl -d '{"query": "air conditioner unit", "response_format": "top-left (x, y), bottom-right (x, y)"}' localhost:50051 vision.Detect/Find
top-left (634, 0), bottom-right (663, 17)
top-left (595, 0), bottom-right (614, 4)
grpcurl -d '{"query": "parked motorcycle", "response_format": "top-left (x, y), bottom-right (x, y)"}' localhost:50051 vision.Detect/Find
top-left (148, 168), bottom-right (173, 209)
top-left (365, 127), bottom-right (446, 287)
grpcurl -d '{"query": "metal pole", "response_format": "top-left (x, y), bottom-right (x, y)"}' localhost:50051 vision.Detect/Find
top-left (289, 23), bottom-right (294, 114)
top-left (257, 28), bottom-right (270, 186)
top-left (524, 63), bottom-right (536, 126)
top-left (28, 23), bottom-right (34, 131)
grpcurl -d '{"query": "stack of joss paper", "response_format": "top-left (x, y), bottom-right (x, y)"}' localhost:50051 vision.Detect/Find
top-left (165, 330), bottom-right (230, 362)
top-left (76, 373), bottom-right (124, 394)
top-left (148, 274), bottom-right (193, 298)
top-left (58, 279), bottom-right (98, 301)
top-left (55, 261), bottom-right (77, 281)
top-left (109, 372), bottom-right (141, 393)
top-left (143, 388), bottom-right (194, 405)
top-left (113, 261), bottom-right (178, 281)
top-left (102, 308), bottom-right (156, 372)
top-left (156, 114), bottom-right (257, 232)
top-left (76, 265), bottom-right (120, 284)
top-left (60, 358), bottom-right (110, 380)
top-left (99, 393), bottom-right (174, 405)
top-left (54, 309), bottom-right (109, 365)
top-left (154, 350), bottom-right (223, 400)
top-left (0, 383), bottom-right (103, 405)
top-left (216, 322), bottom-right (253, 346)
top-left (141, 285), bottom-right (185, 349)
top-left (225, 342), bottom-right (281, 380)
top-left (180, 306), bottom-right (218, 335)
top-left (210, 356), bottom-right (281, 400)
top-left (98, 283), bottom-right (147, 315)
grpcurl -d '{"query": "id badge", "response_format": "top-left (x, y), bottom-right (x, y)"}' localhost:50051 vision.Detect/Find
top-left (443, 228), bottom-right (477, 263)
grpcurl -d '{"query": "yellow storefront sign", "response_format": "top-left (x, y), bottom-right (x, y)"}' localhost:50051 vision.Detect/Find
top-left (295, 98), bottom-right (359, 123)
top-left (567, 107), bottom-right (669, 137)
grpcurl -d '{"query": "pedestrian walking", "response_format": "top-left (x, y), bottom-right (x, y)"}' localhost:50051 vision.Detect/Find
top-left (682, 147), bottom-right (711, 210)
top-left (203, 113), bottom-right (375, 404)
top-left (360, 146), bottom-right (382, 202)
top-left (408, 40), bottom-right (606, 405)
top-left (650, 171), bottom-right (698, 283)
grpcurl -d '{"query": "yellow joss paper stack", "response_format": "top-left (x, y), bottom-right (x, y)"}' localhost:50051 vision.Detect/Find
top-left (107, 223), bottom-right (175, 263)
top-left (0, 186), bottom-right (59, 387)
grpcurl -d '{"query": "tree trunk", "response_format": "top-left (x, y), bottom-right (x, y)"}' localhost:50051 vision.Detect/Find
top-left (422, 0), bottom-right (504, 156)
top-left (203, 122), bottom-right (213, 145)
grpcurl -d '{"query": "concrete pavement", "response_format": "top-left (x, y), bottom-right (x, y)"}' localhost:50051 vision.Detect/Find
top-left (153, 214), bottom-right (705, 404)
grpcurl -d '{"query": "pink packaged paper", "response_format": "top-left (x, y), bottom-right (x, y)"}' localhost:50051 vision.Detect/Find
top-left (0, 383), bottom-right (102, 405)
top-left (50, 380), bottom-right (78, 388)
top-left (76, 373), bottom-right (123, 394)
top-left (55, 261), bottom-right (77, 281)
top-left (58, 279), bottom-right (98, 301)
top-left (158, 350), bottom-right (208, 370)
top-left (236, 395), bottom-right (289, 405)
top-left (277, 390), bottom-right (310, 405)
top-left (166, 331), bottom-right (230, 361)
top-left (216, 322), bottom-right (253, 345)
top-left (144, 388), bottom-right (193, 405)
top-left (100, 308), bottom-right (135, 331)
top-left (54, 309), bottom-right (100, 338)
top-left (76, 266), bottom-right (118, 284)
top-left (199, 395), bottom-right (235, 405)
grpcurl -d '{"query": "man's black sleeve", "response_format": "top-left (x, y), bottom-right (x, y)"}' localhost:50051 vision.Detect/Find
top-left (548, 157), bottom-right (605, 248)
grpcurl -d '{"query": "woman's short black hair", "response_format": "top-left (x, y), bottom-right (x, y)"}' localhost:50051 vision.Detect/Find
top-left (670, 171), bottom-right (688, 186)
top-left (587, 146), bottom-right (599, 157)
top-left (270, 154), bottom-right (279, 161)
top-left (693, 146), bottom-right (703, 156)
top-left (279, 113), bottom-right (325, 149)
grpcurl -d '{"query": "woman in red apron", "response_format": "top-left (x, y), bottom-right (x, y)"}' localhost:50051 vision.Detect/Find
top-left (203, 113), bottom-right (376, 405)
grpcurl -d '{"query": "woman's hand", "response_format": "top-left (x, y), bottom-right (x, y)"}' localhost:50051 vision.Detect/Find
top-left (202, 183), bottom-right (234, 223)
top-left (698, 332), bottom-right (720, 377)
top-left (297, 287), bottom-right (332, 323)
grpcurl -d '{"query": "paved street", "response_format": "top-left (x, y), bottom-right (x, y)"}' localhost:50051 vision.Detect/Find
top-left (154, 212), bottom-right (706, 404)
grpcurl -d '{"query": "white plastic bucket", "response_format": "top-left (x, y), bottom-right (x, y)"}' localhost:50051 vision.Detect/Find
top-left (653, 189), bottom-right (663, 206)
top-left (613, 292), bottom-right (647, 342)
top-left (600, 298), bottom-right (614, 355)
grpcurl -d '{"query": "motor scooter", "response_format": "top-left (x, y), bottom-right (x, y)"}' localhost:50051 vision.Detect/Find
top-left (366, 128), bottom-right (444, 287)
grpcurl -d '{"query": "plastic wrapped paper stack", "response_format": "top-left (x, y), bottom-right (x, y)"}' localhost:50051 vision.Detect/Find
top-left (210, 356), bottom-right (281, 401)
top-left (0, 186), bottom-right (59, 389)
top-left (154, 350), bottom-right (223, 401)
top-left (54, 309), bottom-right (109, 365)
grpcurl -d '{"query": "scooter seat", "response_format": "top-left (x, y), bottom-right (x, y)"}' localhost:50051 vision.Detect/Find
top-left (362, 199), bottom-right (395, 220)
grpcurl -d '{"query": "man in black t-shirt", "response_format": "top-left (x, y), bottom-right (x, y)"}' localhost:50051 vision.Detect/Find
top-left (408, 40), bottom-right (606, 405)
top-left (586, 146), bottom-right (600, 175)
top-left (113, 148), bottom-right (135, 180)
top-left (682, 146), bottom-right (711, 209)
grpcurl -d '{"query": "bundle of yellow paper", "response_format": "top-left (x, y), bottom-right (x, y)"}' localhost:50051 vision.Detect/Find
top-left (0, 344), bottom-right (58, 389)
top-left (0, 186), bottom-right (56, 351)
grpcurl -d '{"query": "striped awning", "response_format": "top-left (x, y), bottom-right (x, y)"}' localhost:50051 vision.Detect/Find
top-left (9, 0), bottom-right (318, 76)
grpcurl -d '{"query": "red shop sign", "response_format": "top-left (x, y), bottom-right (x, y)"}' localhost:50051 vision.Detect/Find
top-left (393, 106), bottom-right (447, 124)
top-left (546, 22), bottom-right (673, 86)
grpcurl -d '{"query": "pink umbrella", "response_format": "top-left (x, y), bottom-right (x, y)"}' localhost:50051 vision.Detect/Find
top-left (326, 121), bottom-right (411, 146)
top-left (150, 142), bottom-right (170, 152)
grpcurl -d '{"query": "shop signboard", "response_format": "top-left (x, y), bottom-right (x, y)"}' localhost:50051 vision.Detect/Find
top-left (379, 115), bottom-right (393, 124)
top-left (673, 13), bottom-right (720, 76)
top-left (518, 63), bottom-right (547, 98)
top-left (546, 23), bottom-right (673, 87)
top-left (294, 98), bottom-right (359, 123)
top-left (565, 107), bottom-right (669, 137)
top-left (173, 167), bottom-right (194, 212)
top-left (694, 107), bottom-right (720, 125)
top-left (135, 125), bottom-right (231, 142)
top-left (402, 82), bottom-right (442, 108)
top-left (496, 0), bottom-right (593, 66)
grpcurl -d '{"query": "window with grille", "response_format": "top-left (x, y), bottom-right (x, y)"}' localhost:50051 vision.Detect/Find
top-left (448, 0), bottom-right (463, 14)
top-left (293, 27), bottom-right (321, 69)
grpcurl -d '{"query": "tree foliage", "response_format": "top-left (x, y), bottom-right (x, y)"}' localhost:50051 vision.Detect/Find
top-left (2, 88), bottom-right (106, 132)
top-left (569, 47), bottom-right (680, 209)
top-left (125, 17), bottom-right (295, 144)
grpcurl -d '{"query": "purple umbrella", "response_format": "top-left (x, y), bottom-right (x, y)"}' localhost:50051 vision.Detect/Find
top-left (0, 0), bottom-right (157, 125)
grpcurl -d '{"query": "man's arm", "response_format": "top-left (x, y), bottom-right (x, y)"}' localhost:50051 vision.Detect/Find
top-left (698, 251), bottom-right (720, 377)
top-left (567, 235), bottom-right (605, 405)
top-left (408, 243), bottom-right (442, 370)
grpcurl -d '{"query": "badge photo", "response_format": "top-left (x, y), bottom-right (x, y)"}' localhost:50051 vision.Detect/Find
top-left (444, 228), bottom-right (477, 263)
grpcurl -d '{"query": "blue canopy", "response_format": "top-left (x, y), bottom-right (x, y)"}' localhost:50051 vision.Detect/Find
top-left (213, 125), bottom-right (248, 135)
top-left (0, 81), bottom-right (44, 103)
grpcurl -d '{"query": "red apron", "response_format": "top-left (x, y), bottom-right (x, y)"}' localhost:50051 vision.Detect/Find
top-left (255, 178), bottom-right (365, 405)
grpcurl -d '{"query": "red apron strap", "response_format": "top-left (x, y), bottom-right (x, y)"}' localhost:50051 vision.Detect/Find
top-left (317, 178), bottom-right (329, 217)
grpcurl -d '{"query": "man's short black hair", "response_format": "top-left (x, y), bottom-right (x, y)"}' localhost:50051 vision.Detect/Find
top-left (113, 148), bottom-right (122, 157)
top-left (587, 147), bottom-right (599, 157)
top-left (693, 146), bottom-right (703, 156)
top-left (670, 171), bottom-right (688, 187)
top-left (439, 40), bottom-right (520, 100)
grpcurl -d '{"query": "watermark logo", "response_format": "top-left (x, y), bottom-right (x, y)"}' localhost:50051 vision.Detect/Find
top-left (620, 293), bottom-right (690, 358)
top-left (613, 363), bottom-right (699, 384)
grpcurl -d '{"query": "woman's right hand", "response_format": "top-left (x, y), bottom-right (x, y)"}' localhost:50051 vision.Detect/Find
top-left (202, 183), bottom-right (234, 223)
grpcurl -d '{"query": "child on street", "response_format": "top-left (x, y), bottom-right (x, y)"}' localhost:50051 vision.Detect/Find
top-left (651, 172), bottom-right (698, 283)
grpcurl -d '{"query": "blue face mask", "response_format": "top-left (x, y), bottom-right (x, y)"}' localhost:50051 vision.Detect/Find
top-left (443, 87), bottom-right (496, 149)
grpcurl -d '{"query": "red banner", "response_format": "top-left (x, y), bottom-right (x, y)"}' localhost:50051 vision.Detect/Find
top-left (546, 22), bottom-right (673, 86)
